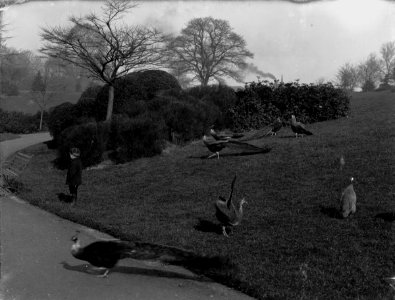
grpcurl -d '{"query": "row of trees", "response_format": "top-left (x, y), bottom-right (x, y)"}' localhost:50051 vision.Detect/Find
top-left (336, 41), bottom-right (395, 91)
top-left (40, 0), bottom-right (254, 122)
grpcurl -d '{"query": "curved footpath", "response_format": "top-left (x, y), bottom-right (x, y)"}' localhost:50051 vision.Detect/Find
top-left (0, 133), bottom-right (255, 300)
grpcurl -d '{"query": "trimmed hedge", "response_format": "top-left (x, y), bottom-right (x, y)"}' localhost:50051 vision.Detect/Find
top-left (55, 121), bottom-right (110, 169)
top-left (94, 70), bottom-right (182, 120)
top-left (229, 80), bottom-right (350, 130)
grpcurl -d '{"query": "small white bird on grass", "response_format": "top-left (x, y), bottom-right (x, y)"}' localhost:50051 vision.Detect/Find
top-left (340, 177), bottom-right (357, 218)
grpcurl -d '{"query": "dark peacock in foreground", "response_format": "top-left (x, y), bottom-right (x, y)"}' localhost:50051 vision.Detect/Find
top-left (266, 117), bottom-right (283, 136)
top-left (215, 175), bottom-right (247, 237)
top-left (70, 235), bottom-right (137, 277)
top-left (70, 234), bottom-right (228, 277)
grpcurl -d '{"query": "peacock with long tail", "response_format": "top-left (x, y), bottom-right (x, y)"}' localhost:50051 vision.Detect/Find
top-left (70, 234), bottom-right (229, 277)
top-left (215, 175), bottom-right (247, 237)
top-left (203, 135), bottom-right (270, 159)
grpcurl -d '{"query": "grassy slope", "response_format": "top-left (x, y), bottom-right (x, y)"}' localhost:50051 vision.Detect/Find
top-left (18, 91), bottom-right (395, 299)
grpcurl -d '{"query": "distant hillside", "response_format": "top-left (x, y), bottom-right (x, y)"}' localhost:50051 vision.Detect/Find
top-left (0, 90), bottom-right (83, 115)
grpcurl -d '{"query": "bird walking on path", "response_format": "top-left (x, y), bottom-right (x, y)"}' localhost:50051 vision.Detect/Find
top-left (340, 177), bottom-right (357, 218)
top-left (70, 235), bottom-right (137, 277)
top-left (215, 175), bottom-right (247, 237)
top-left (203, 135), bottom-right (269, 159)
top-left (291, 115), bottom-right (313, 137)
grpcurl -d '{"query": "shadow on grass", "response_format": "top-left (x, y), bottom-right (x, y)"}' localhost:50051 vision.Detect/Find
top-left (194, 219), bottom-right (222, 235)
top-left (189, 149), bottom-right (272, 160)
top-left (320, 206), bottom-right (343, 219)
top-left (60, 261), bottom-right (208, 281)
top-left (57, 192), bottom-right (73, 203)
top-left (375, 212), bottom-right (395, 222)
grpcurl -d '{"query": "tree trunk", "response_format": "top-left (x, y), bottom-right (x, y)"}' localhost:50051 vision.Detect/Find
top-left (39, 109), bottom-right (44, 131)
top-left (105, 84), bottom-right (114, 122)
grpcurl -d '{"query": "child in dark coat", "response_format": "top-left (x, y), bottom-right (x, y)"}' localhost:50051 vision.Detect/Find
top-left (66, 148), bottom-right (82, 206)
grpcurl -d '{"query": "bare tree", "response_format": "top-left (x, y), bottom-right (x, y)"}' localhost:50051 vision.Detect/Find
top-left (357, 54), bottom-right (381, 91)
top-left (40, 0), bottom-right (166, 121)
top-left (31, 58), bottom-right (67, 130)
top-left (336, 62), bottom-right (359, 92)
top-left (379, 41), bottom-right (395, 86)
top-left (167, 17), bottom-right (253, 87)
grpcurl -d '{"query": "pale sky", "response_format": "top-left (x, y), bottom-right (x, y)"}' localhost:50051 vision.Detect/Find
top-left (3, 0), bottom-right (395, 84)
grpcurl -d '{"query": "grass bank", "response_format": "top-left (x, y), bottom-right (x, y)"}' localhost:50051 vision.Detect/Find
top-left (18, 91), bottom-right (395, 299)
top-left (0, 133), bottom-right (20, 142)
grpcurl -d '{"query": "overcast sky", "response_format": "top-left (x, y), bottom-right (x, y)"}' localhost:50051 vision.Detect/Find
top-left (3, 0), bottom-right (395, 84)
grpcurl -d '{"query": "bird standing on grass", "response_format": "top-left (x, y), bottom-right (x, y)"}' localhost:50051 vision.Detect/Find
top-left (290, 115), bottom-right (313, 137)
top-left (203, 135), bottom-right (269, 159)
top-left (70, 235), bottom-right (137, 278)
top-left (340, 177), bottom-right (357, 218)
top-left (215, 175), bottom-right (247, 237)
top-left (266, 117), bottom-right (283, 136)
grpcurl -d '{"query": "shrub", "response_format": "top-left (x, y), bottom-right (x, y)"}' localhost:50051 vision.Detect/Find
top-left (55, 121), bottom-right (110, 169)
top-left (186, 85), bottom-right (237, 128)
top-left (94, 70), bottom-right (182, 120)
top-left (46, 102), bottom-right (79, 145)
top-left (74, 84), bottom-right (103, 119)
top-left (109, 116), bottom-right (164, 163)
top-left (228, 80), bottom-right (350, 130)
top-left (0, 109), bottom-right (40, 133)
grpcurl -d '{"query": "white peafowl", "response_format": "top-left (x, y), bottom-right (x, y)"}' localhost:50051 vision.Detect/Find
top-left (265, 117), bottom-right (283, 136)
top-left (70, 235), bottom-right (137, 277)
top-left (203, 135), bottom-right (269, 159)
top-left (215, 175), bottom-right (247, 237)
top-left (340, 177), bottom-right (357, 218)
top-left (290, 115), bottom-right (313, 137)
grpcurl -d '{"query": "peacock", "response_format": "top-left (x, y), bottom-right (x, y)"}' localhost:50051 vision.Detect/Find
top-left (203, 135), bottom-right (269, 159)
top-left (265, 117), bottom-right (283, 136)
top-left (215, 175), bottom-right (247, 237)
top-left (290, 115), bottom-right (313, 137)
top-left (340, 177), bottom-right (357, 218)
top-left (70, 235), bottom-right (137, 277)
top-left (70, 234), bottom-right (227, 277)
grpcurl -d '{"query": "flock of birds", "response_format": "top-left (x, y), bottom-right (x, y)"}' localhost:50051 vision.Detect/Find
top-left (68, 114), bottom-right (357, 278)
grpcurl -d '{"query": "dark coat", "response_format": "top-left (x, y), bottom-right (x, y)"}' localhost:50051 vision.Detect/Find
top-left (66, 157), bottom-right (82, 186)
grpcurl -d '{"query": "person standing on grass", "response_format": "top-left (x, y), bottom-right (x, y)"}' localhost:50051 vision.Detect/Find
top-left (66, 147), bottom-right (82, 206)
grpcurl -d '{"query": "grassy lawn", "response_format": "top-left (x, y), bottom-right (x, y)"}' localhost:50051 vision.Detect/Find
top-left (0, 133), bottom-right (20, 142)
top-left (18, 91), bottom-right (395, 299)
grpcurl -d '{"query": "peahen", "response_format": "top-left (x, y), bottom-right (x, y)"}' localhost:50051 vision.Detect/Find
top-left (215, 175), bottom-right (247, 237)
top-left (290, 115), bottom-right (313, 137)
top-left (340, 177), bottom-right (357, 218)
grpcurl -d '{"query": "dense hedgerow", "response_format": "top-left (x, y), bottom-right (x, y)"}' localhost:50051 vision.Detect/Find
top-left (0, 109), bottom-right (42, 133)
top-left (55, 121), bottom-right (110, 169)
top-left (109, 115), bottom-right (164, 164)
top-left (228, 80), bottom-right (350, 130)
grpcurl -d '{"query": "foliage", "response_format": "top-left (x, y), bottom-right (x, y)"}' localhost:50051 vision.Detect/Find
top-left (94, 70), bottom-right (181, 120)
top-left (46, 102), bottom-right (79, 144)
top-left (0, 109), bottom-right (40, 133)
top-left (55, 121), bottom-right (110, 169)
top-left (109, 116), bottom-right (164, 163)
top-left (228, 80), bottom-right (350, 131)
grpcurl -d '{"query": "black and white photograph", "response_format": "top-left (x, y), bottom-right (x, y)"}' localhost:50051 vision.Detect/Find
top-left (0, 0), bottom-right (395, 299)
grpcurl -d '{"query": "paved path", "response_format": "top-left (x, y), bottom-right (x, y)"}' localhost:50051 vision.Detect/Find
top-left (0, 133), bottom-right (255, 300)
